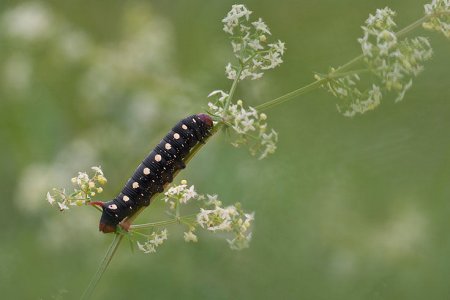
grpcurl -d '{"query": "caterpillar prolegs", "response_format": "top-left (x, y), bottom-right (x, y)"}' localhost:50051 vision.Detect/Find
top-left (92, 114), bottom-right (213, 233)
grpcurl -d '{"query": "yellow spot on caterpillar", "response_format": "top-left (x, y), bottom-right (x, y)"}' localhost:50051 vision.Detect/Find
top-left (132, 182), bottom-right (139, 189)
top-left (155, 154), bottom-right (162, 162)
top-left (165, 143), bottom-right (172, 150)
top-left (143, 167), bottom-right (150, 175)
top-left (182, 124), bottom-right (188, 130)
top-left (123, 196), bottom-right (130, 202)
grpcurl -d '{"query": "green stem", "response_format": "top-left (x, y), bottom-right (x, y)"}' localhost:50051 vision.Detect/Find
top-left (130, 215), bottom-right (197, 230)
top-left (80, 234), bottom-right (123, 300)
top-left (224, 66), bottom-right (243, 113)
top-left (255, 79), bottom-right (325, 111)
top-left (396, 14), bottom-right (430, 37)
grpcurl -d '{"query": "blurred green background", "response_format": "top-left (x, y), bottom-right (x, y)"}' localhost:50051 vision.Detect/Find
top-left (1, 0), bottom-right (449, 299)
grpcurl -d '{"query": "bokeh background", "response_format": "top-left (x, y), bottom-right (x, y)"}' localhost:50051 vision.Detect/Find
top-left (1, 0), bottom-right (449, 299)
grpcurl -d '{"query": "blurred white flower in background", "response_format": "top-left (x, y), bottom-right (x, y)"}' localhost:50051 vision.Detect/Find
top-left (57, 29), bottom-right (92, 62)
top-left (1, 1), bottom-right (53, 41)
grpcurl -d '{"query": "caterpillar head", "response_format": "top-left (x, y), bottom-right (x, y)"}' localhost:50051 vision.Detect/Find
top-left (91, 201), bottom-right (119, 233)
top-left (197, 113), bottom-right (213, 128)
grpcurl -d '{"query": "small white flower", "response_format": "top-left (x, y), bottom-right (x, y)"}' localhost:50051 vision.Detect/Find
top-left (184, 231), bottom-right (198, 242)
top-left (248, 39), bottom-right (263, 50)
top-left (240, 118), bottom-right (255, 132)
top-left (137, 241), bottom-right (147, 252)
top-left (206, 194), bottom-right (221, 206)
top-left (91, 166), bottom-right (103, 175)
top-left (225, 63), bottom-right (237, 80)
top-left (252, 18), bottom-right (271, 35)
top-left (231, 41), bottom-right (242, 53)
top-left (57, 202), bottom-right (69, 211)
top-left (46, 192), bottom-right (55, 205)
top-left (270, 40), bottom-right (286, 55)
top-left (207, 90), bottom-right (229, 102)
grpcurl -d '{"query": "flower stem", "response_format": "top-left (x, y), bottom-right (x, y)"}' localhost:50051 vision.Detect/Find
top-left (396, 14), bottom-right (430, 37)
top-left (255, 79), bottom-right (325, 111)
top-left (80, 233), bottom-right (123, 300)
top-left (130, 215), bottom-right (197, 230)
top-left (224, 66), bottom-right (243, 113)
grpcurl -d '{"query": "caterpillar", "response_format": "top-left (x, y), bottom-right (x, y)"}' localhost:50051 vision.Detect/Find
top-left (91, 114), bottom-right (213, 233)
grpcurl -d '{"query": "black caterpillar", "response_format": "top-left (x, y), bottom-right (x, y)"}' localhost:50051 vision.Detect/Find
top-left (92, 114), bottom-right (213, 233)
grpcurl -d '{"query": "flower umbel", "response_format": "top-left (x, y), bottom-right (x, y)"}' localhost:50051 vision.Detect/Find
top-left (46, 166), bottom-right (107, 211)
top-left (197, 202), bottom-right (254, 250)
top-left (223, 4), bottom-right (285, 81)
top-left (317, 7), bottom-right (434, 117)
top-left (136, 229), bottom-right (168, 254)
top-left (163, 179), bottom-right (198, 207)
top-left (134, 181), bottom-right (255, 253)
top-left (208, 93), bottom-right (278, 159)
top-left (423, 0), bottom-right (450, 38)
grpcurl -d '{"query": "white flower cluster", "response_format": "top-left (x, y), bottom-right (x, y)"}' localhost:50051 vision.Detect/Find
top-left (136, 229), bottom-right (168, 254)
top-left (423, 0), bottom-right (450, 38)
top-left (197, 200), bottom-right (254, 250)
top-left (359, 8), bottom-right (433, 101)
top-left (46, 166), bottom-right (107, 211)
top-left (208, 91), bottom-right (278, 159)
top-left (222, 4), bottom-right (285, 80)
top-left (153, 182), bottom-right (256, 252)
top-left (136, 182), bottom-right (254, 253)
top-left (317, 71), bottom-right (383, 117)
top-left (318, 7), bottom-right (434, 117)
top-left (163, 179), bottom-right (198, 209)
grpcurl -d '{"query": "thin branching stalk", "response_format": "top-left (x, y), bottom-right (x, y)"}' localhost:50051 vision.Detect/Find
top-left (224, 66), bottom-right (243, 113)
top-left (255, 79), bottom-right (325, 111)
top-left (130, 215), bottom-right (197, 230)
top-left (80, 234), bottom-right (123, 300)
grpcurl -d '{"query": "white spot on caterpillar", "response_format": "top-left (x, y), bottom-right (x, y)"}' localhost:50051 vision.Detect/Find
top-left (165, 143), bottom-right (172, 150)
top-left (173, 133), bottom-right (180, 139)
top-left (132, 182), bottom-right (139, 189)
top-left (192, 118), bottom-right (196, 123)
top-left (155, 154), bottom-right (162, 162)
top-left (182, 124), bottom-right (188, 130)
top-left (108, 204), bottom-right (118, 210)
top-left (143, 167), bottom-right (150, 175)
top-left (123, 195), bottom-right (130, 202)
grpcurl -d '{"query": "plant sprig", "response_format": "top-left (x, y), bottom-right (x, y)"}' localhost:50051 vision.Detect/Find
top-left (46, 1), bottom-right (449, 299)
